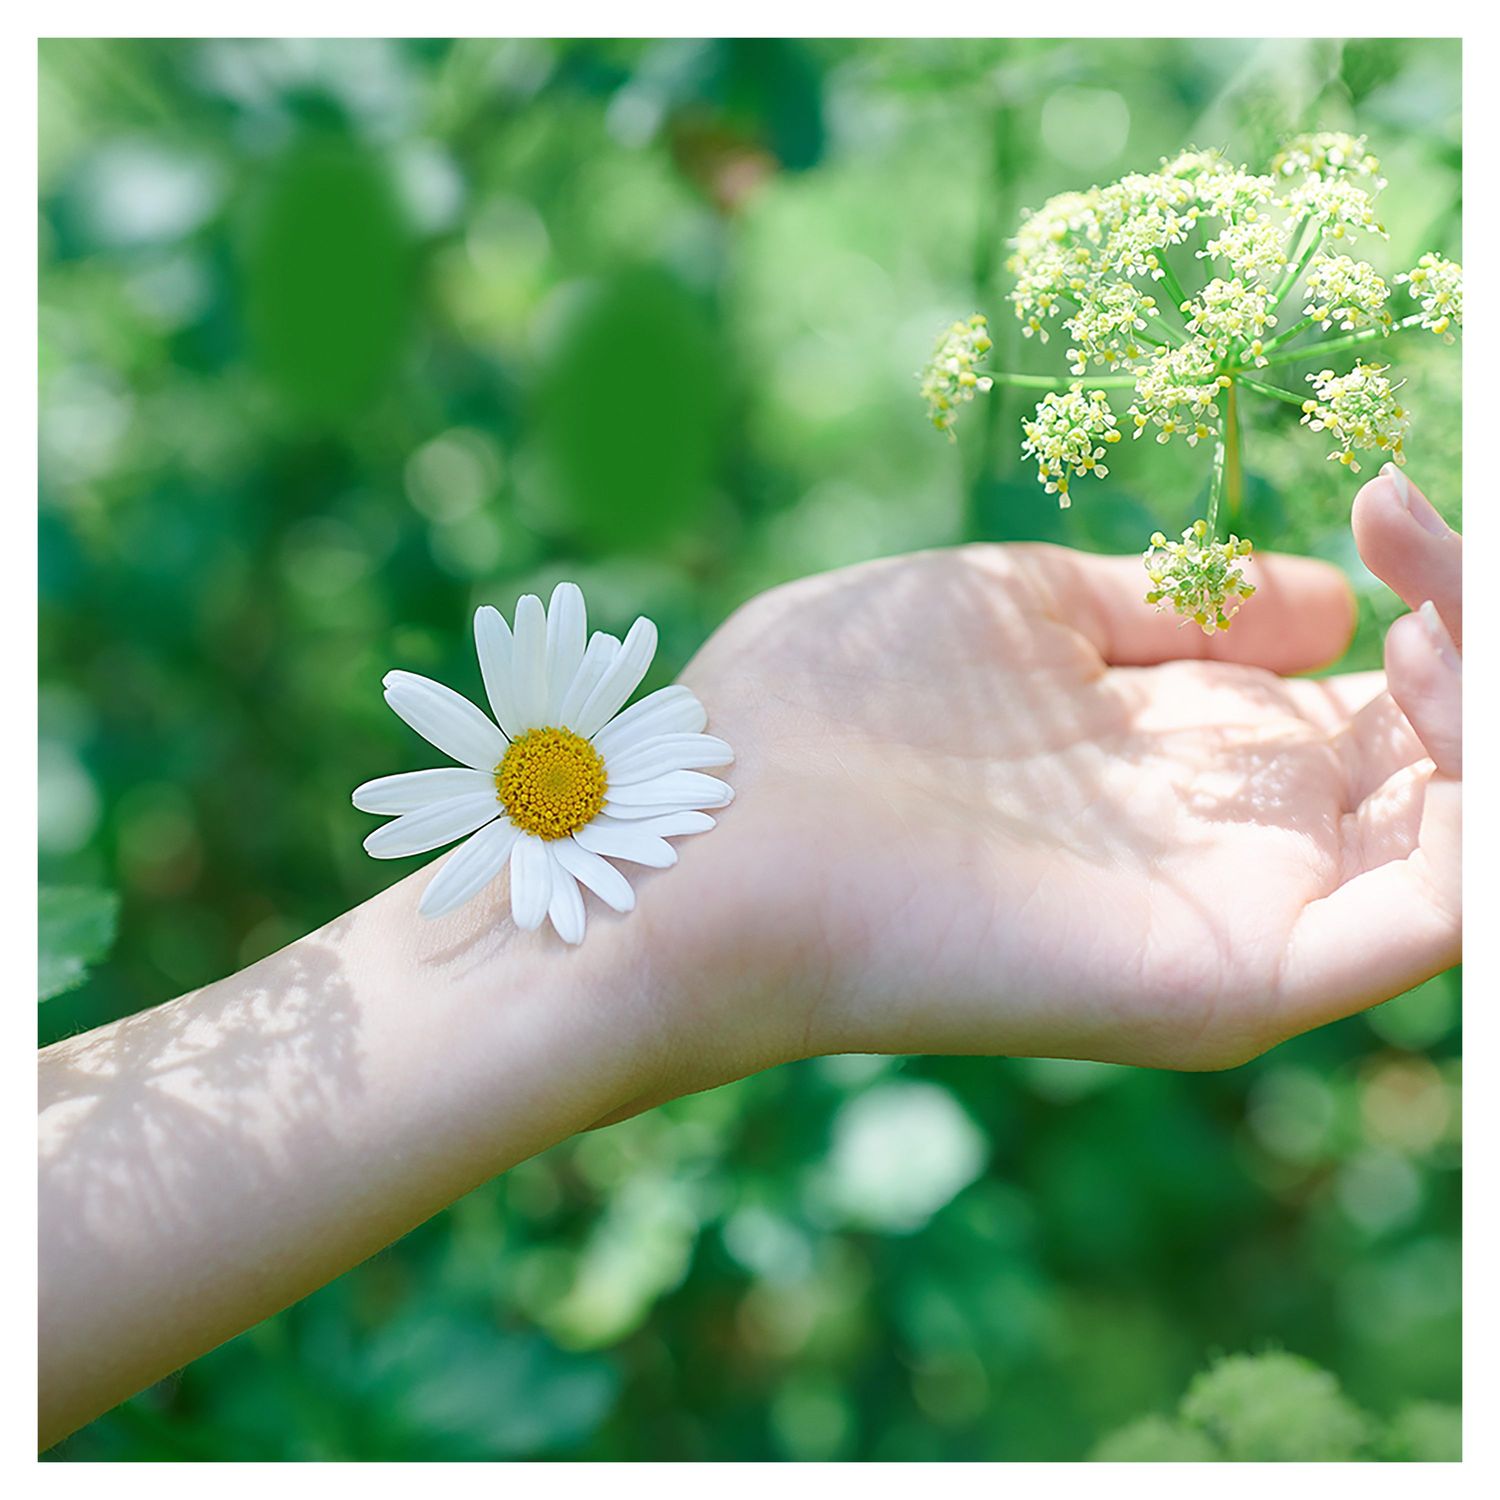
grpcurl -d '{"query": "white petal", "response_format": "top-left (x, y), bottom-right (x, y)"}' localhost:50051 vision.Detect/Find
top-left (557, 632), bottom-right (621, 729)
top-left (418, 819), bottom-right (520, 918)
top-left (605, 733), bottom-right (734, 785)
top-left (383, 671), bottom-right (506, 771)
top-left (510, 594), bottom-right (549, 731)
top-left (571, 616), bottom-right (658, 739)
top-left (544, 583), bottom-right (587, 721)
top-left (352, 767), bottom-right (494, 814)
top-left (546, 859), bottom-right (586, 945)
top-left (604, 770), bottom-right (733, 812)
top-left (509, 833), bottom-right (552, 930)
top-left (590, 810), bottom-right (715, 839)
top-left (363, 794), bottom-right (500, 859)
top-left (474, 606), bottom-right (524, 739)
top-left (590, 685), bottom-right (707, 759)
top-left (552, 838), bottom-right (636, 913)
top-left (572, 821), bottom-right (678, 868)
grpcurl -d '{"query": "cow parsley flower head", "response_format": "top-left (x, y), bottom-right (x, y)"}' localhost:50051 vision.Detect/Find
top-left (1161, 145), bottom-right (1228, 180)
top-left (354, 585), bottom-right (733, 943)
top-left (1200, 218), bottom-right (1289, 289)
top-left (1183, 278), bottom-right (1277, 363)
top-left (1020, 386), bottom-right (1122, 506)
top-left (1271, 132), bottom-right (1384, 186)
top-left (1195, 169), bottom-right (1278, 224)
top-left (919, 314), bottom-right (994, 435)
top-left (1397, 253), bottom-right (1463, 342)
top-left (1065, 282), bottom-right (1160, 374)
top-left (1012, 188), bottom-right (1106, 263)
top-left (1284, 176), bottom-right (1386, 243)
top-left (1143, 521), bottom-right (1256, 635)
top-left (1302, 253), bottom-right (1393, 332)
top-left (1099, 171), bottom-right (1198, 279)
top-left (1301, 362), bottom-right (1408, 472)
top-left (1128, 343), bottom-right (1227, 445)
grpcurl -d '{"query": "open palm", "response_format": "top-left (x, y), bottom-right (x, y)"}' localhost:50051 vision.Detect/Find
top-left (647, 470), bottom-right (1461, 1088)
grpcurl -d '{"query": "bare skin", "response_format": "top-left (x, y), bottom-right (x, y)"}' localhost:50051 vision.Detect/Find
top-left (39, 467), bottom-right (1460, 1447)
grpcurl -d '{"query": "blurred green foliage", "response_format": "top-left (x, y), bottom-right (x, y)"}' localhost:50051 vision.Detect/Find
top-left (39, 37), bottom-right (1460, 1461)
top-left (38, 885), bottom-right (119, 1001)
top-left (1093, 1350), bottom-right (1459, 1461)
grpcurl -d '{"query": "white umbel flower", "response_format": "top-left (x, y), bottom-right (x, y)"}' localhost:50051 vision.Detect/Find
top-left (354, 584), bottom-right (733, 943)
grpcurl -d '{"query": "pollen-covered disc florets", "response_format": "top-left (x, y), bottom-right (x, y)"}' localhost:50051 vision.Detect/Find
top-left (1396, 252), bottom-right (1462, 342)
top-left (497, 727), bottom-right (608, 840)
top-left (1301, 361), bottom-right (1408, 472)
top-left (1143, 520), bottom-right (1256, 635)
top-left (353, 583), bottom-right (733, 943)
top-left (1020, 386), bottom-right (1121, 506)
top-left (919, 313), bottom-right (994, 435)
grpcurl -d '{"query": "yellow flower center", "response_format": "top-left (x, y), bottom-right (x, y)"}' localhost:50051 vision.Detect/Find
top-left (495, 727), bottom-right (608, 841)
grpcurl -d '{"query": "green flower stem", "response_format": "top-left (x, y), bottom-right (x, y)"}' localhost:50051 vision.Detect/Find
top-left (1236, 374), bottom-right (1308, 409)
top-left (1258, 314), bottom-right (1317, 356)
top-left (1254, 314), bottom-right (1426, 369)
top-left (1268, 216), bottom-right (1318, 311)
top-left (1223, 380), bottom-right (1243, 523)
top-left (1139, 313), bottom-right (1184, 347)
top-left (1157, 258), bottom-right (1191, 316)
top-left (984, 371), bottom-right (1137, 389)
top-left (1207, 409), bottom-right (1228, 540)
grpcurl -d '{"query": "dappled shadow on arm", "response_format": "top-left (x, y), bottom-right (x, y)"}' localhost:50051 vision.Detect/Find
top-left (39, 921), bottom-right (363, 1309)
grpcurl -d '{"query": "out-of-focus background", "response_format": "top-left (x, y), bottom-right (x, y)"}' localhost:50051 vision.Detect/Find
top-left (39, 37), bottom-right (1460, 1461)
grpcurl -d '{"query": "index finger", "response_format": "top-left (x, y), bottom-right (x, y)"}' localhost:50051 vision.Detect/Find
top-left (1016, 543), bottom-right (1357, 674)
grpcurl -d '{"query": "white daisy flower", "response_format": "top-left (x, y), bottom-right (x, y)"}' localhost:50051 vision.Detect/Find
top-left (353, 584), bottom-right (733, 944)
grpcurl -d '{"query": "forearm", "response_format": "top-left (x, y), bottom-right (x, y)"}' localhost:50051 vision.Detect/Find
top-left (38, 869), bottom-right (655, 1448)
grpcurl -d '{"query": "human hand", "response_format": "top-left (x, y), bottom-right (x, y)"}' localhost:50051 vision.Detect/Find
top-left (604, 466), bottom-right (1460, 1108)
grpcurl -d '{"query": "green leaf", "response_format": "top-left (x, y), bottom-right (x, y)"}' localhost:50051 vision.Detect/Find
top-left (38, 885), bottom-right (120, 1002)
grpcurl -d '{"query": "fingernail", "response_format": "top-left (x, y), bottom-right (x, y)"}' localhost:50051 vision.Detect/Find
top-left (1418, 600), bottom-right (1461, 671)
top-left (1382, 462), bottom-right (1448, 537)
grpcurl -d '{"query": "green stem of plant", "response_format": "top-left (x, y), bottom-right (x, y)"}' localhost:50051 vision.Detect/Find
top-left (1139, 313), bottom-right (1183, 347)
top-left (1259, 314), bottom-right (1317, 356)
top-left (1207, 410), bottom-right (1227, 541)
top-left (1253, 314), bottom-right (1426, 369)
top-left (1236, 374), bottom-right (1307, 409)
top-left (985, 371), bottom-right (1137, 389)
top-left (1268, 216), bottom-right (1319, 311)
top-left (1157, 258), bottom-right (1190, 316)
top-left (1223, 380), bottom-right (1243, 525)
